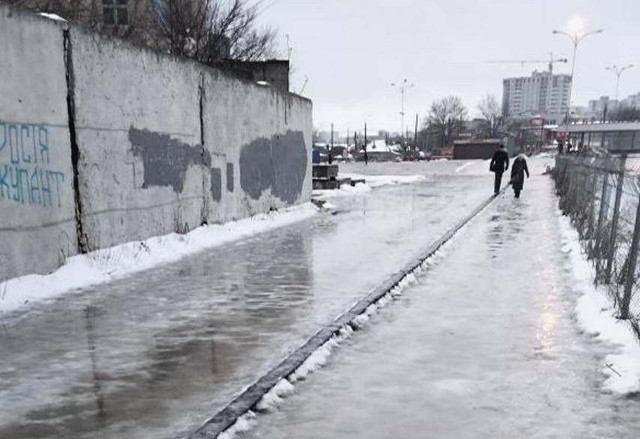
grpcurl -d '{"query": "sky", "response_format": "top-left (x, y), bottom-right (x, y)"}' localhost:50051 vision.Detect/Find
top-left (255, 0), bottom-right (640, 134)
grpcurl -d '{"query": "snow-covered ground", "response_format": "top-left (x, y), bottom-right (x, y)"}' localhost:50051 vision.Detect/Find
top-left (559, 212), bottom-right (640, 394)
top-left (0, 204), bottom-right (317, 314)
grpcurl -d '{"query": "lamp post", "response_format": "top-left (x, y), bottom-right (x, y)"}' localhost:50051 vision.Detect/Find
top-left (553, 25), bottom-right (602, 135)
top-left (606, 64), bottom-right (634, 112)
top-left (391, 79), bottom-right (414, 148)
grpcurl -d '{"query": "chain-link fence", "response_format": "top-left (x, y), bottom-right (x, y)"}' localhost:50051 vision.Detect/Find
top-left (554, 155), bottom-right (640, 334)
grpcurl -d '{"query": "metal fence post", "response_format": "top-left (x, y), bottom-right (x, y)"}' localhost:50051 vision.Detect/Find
top-left (587, 163), bottom-right (598, 237)
top-left (594, 168), bottom-right (610, 280)
top-left (605, 155), bottom-right (627, 283)
top-left (621, 183), bottom-right (640, 319)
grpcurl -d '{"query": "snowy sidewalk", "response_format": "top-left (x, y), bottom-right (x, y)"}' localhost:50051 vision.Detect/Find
top-left (241, 171), bottom-right (640, 439)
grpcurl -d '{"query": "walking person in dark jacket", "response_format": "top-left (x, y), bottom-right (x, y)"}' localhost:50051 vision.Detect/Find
top-left (510, 153), bottom-right (530, 198)
top-left (489, 144), bottom-right (509, 195)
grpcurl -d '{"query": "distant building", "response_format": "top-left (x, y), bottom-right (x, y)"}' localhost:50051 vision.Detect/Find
top-left (214, 60), bottom-right (290, 92)
top-left (587, 96), bottom-right (618, 118)
top-left (453, 139), bottom-right (502, 160)
top-left (622, 92), bottom-right (640, 109)
top-left (12, 0), bottom-right (158, 44)
top-left (502, 70), bottom-right (571, 124)
top-left (553, 122), bottom-right (640, 153)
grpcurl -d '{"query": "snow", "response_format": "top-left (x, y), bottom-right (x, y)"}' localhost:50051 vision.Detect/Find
top-left (455, 162), bottom-right (474, 173)
top-left (313, 182), bottom-right (371, 199)
top-left (558, 210), bottom-right (640, 394)
top-left (343, 173), bottom-right (427, 188)
top-left (256, 379), bottom-right (296, 412)
top-left (312, 172), bottom-right (427, 200)
top-left (217, 411), bottom-right (257, 439)
top-left (38, 12), bottom-right (67, 22)
top-left (0, 203), bottom-right (317, 314)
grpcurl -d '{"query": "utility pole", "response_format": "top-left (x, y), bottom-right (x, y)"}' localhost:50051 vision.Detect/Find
top-left (414, 114), bottom-right (419, 149)
top-left (364, 122), bottom-right (368, 165)
top-left (329, 123), bottom-right (334, 164)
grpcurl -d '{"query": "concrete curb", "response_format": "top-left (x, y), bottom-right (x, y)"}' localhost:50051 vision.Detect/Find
top-left (189, 191), bottom-right (502, 438)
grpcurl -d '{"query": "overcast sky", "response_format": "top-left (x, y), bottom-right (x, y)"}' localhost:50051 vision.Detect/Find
top-left (256, 0), bottom-right (640, 134)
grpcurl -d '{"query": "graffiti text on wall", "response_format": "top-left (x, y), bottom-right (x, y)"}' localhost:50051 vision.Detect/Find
top-left (0, 121), bottom-right (66, 208)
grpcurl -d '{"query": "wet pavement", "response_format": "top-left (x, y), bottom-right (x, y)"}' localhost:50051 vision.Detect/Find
top-left (0, 160), bottom-right (504, 439)
top-left (241, 167), bottom-right (640, 439)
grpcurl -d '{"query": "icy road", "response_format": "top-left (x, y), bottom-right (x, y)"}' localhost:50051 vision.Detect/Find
top-left (240, 161), bottom-right (640, 439)
top-left (1, 160), bottom-right (500, 439)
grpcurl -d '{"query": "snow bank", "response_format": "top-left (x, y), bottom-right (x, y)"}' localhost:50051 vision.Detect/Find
top-left (217, 411), bottom-right (257, 439)
top-left (313, 182), bottom-right (371, 199)
top-left (255, 379), bottom-right (296, 412)
top-left (558, 210), bottom-right (640, 394)
top-left (342, 173), bottom-right (427, 188)
top-left (0, 203), bottom-right (317, 314)
top-left (313, 173), bottom-right (426, 199)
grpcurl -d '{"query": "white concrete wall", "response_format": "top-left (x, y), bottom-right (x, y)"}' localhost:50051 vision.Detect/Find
top-left (0, 5), bottom-right (78, 280)
top-left (70, 29), bottom-right (206, 250)
top-left (201, 68), bottom-right (312, 224)
top-left (0, 6), bottom-right (312, 281)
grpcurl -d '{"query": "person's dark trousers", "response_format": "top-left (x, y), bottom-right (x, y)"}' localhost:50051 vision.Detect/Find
top-left (494, 172), bottom-right (503, 194)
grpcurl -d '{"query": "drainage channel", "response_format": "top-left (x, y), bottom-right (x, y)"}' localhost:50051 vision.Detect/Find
top-left (188, 191), bottom-right (502, 439)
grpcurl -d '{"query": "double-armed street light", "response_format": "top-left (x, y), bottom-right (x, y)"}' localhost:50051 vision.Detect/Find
top-left (605, 64), bottom-right (634, 110)
top-left (552, 21), bottom-right (603, 127)
top-left (391, 79), bottom-right (414, 147)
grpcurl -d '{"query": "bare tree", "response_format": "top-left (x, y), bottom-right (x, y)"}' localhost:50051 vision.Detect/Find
top-left (477, 94), bottom-right (503, 138)
top-left (427, 96), bottom-right (468, 148)
top-left (611, 105), bottom-right (640, 122)
top-left (155, 0), bottom-right (278, 65)
top-left (8, 0), bottom-right (277, 64)
top-left (7, 0), bottom-right (151, 41)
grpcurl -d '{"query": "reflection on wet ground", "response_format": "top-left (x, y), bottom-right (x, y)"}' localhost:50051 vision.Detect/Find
top-left (241, 174), bottom-right (640, 439)
top-left (0, 162), bottom-right (493, 439)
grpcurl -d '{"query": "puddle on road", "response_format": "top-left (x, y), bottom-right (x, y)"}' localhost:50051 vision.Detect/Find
top-left (0, 169), bottom-right (491, 439)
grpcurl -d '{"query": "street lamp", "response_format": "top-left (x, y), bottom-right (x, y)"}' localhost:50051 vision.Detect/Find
top-left (552, 26), bottom-right (603, 128)
top-left (606, 64), bottom-right (634, 111)
top-left (391, 79), bottom-right (414, 148)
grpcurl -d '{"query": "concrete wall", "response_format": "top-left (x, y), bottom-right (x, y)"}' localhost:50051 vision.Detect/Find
top-left (70, 30), bottom-right (206, 250)
top-left (0, 5), bottom-right (313, 280)
top-left (0, 6), bottom-right (78, 280)
top-left (201, 69), bottom-right (312, 224)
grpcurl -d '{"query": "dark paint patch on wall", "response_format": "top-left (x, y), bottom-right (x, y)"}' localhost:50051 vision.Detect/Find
top-left (129, 127), bottom-right (211, 193)
top-left (239, 131), bottom-right (307, 204)
top-left (210, 168), bottom-right (222, 202)
top-left (226, 163), bottom-right (234, 192)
